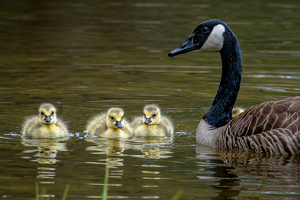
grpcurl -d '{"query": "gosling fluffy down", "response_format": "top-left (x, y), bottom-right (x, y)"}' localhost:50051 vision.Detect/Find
top-left (86, 107), bottom-right (132, 138)
top-left (132, 104), bottom-right (174, 137)
top-left (22, 103), bottom-right (69, 138)
top-left (232, 107), bottom-right (245, 118)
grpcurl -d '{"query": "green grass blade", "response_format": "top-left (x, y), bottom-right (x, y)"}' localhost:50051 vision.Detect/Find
top-left (36, 183), bottom-right (39, 200)
top-left (102, 158), bottom-right (109, 200)
top-left (170, 189), bottom-right (183, 200)
top-left (62, 184), bottom-right (70, 200)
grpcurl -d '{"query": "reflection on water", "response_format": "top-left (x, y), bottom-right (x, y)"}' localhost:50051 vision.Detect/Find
top-left (22, 138), bottom-right (68, 165)
top-left (86, 138), bottom-right (126, 156)
top-left (196, 144), bottom-right (300, 198)
top-left (0, 0), bottom-right (300, 199)
top-left (21, 138), bottom-right (69, 198)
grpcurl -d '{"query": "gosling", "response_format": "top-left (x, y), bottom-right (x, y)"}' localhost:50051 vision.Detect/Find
top-left (22, 103), bottom-right (69, 138)
top-left (132, 104), bottom-right (174, 137)
top-left (86, 107), bottom-right (132, 138)
top-left (232, 107), bottom-right (245, 118)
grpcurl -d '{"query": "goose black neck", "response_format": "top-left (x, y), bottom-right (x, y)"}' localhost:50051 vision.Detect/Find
top-left (203, 28), bottom-right (242, 128)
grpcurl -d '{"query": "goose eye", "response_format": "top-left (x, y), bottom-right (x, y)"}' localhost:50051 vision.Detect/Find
top-left (152, 114), bottom-right (156, 117)
top-left (111, 116), bottom-right (114, 120)
top-left (121, 116), bottom-right (124, 120)
top-left (41, 112), bottom-right (44, 116)
top-left (51, 111), bottom-right (54, 115)
top-left (201, 27), bottom-right (209, 34)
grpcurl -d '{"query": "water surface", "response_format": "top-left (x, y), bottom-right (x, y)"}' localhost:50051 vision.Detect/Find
top-left (0, 0), bottom-right (300, 199)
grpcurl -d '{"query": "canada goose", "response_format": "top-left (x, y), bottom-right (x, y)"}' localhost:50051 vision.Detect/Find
top-left (86, 107), bottom-right (132, 138)
top-left (22, 103), bottom-right (69, 138)
top-left (232, 107), bottom-right (245, 118)
top-left (168, 19), bottom-right (300, 155)
top-left (132, 104), bottom-right (174, 137)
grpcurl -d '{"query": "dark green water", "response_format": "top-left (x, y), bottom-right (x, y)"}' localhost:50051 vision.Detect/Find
top-left (0, 0), bottom-right (300, 199)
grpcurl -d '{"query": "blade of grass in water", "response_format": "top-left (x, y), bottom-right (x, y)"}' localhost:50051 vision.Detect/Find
top-left (36, 183), bottom-right (39, 200)
top-left (35, 183), bottom-right (70, 200)
top-left (102, 158), bottom-right (109, 200)
top-left (62, 185), bottom-right (70, 200)
top-left (170, 189), bottom-right (183, 200)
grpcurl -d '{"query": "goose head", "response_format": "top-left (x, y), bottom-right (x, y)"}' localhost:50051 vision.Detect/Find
top-left (106, 107), bottom-right (124, 129)
top-left (168, 19), bottom-right (227, 57)
top-left (143, 104), bottom-right (161, 125)
top-left (38, 103), bottom-right (57, 125)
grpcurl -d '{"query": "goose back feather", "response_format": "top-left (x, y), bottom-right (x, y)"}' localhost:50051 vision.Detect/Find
top-left (218, 96), bottom-right (300, 155)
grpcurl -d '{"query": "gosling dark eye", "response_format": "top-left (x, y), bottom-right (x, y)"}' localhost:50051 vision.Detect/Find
top-left (51, 111), bottom-right (54, 115)
top-left (41, 112), bottom-right (44, 116)
top-left (121, 116), bottom-right (124, 120)
top-left (201, 27), bottom-right (209, 34)
top-left (111, 116), bottom-right (114, 120)
top-left (152, 114), bottom-right (156, 117)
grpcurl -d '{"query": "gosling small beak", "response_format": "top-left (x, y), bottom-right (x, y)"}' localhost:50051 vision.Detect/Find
top-left (168, 35), bottom-right (197, 57)
top-left (115, 121), bottom-right (123, 129)
top-left (44, 115), bottom-right (51, 123)
top-left (144, 117), bottom-right (152, 125)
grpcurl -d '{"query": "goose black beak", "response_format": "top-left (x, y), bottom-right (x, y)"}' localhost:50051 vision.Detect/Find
top-left (144, 117), bottom-right (152, 125)
top-left (115, 121), bottom-right (123, 129)
top-left (168, 35), bottom-right (197, 57)
top-left (44, 115), bottom-right (51, 123)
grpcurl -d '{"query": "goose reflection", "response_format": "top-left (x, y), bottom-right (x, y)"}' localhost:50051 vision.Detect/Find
top-left (196, 144), bottom-right (300, 199)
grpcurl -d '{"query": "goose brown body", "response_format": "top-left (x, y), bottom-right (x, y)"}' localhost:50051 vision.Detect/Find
top-left (198, 97), bottom-right (300, 155)
top-left (169, 19), bottom-right (300, 155)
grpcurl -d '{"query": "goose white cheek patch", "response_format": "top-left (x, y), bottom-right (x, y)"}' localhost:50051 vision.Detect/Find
top-left (201, 24), bottom-right (225, 51)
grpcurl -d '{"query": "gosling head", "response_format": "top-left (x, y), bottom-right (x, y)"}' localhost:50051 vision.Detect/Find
top-left (106, 107), bottom-right (124, 129)
top-left (38, 103), bottom-right (57, 125)
top-left (143, 104), bottom-right (161, 125)
top-left (168, 19), bottom-right (230, 57)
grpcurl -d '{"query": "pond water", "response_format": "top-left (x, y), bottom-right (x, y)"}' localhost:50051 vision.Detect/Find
top-left (0, 0), bottom-right (300, 199)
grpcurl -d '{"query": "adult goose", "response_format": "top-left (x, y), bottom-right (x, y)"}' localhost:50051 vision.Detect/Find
top-left (168, 19), bottom-right (300, 155)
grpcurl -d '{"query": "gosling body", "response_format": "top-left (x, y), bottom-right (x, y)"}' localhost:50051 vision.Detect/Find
top-left (22, 103), bottom-right (68, 138)
top-left (132, 104), bottom-right (174, 137)
top-left (86, 107), bottom-right (132, 138)
top-left (232, 107), bottom-right (245, 118)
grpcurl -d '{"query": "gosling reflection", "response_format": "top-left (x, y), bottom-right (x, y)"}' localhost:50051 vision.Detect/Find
top-left (86, 138), bottom-right (126, 156)
top-left (22, 138), bottom-right (68, 164)
top-left (135, 137), bottom-right (174, 159)
top-left (86, 138), bottom-right (126, 169)
top-left (132, 104), bottom-right (174, 137)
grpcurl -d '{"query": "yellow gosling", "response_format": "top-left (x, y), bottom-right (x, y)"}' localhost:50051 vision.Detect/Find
top-left (232, 107), bottom-right (245, 118)
top-left (86, 107), bottom-right (132, 138)
top-left (22, 103), bottom-right (69, 138)
top-left (132, 104), bottom-right (174, 137)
